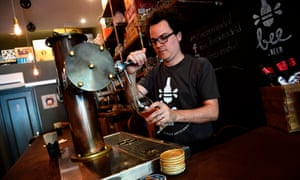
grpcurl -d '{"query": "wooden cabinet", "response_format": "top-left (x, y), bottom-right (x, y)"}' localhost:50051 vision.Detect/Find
top-left (0, 88), bottom-right (41, 173)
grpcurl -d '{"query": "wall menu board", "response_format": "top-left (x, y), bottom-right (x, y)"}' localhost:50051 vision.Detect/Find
top-left (188, 11), bottom-right (243, 68)
top-left (182, 0), bottom-right (299, 69)
top-left (177, 1), bottom-right (248, 72)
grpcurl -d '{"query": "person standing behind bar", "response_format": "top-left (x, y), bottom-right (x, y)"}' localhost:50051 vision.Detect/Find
top-left (125, 7), bottom-right (220, 153)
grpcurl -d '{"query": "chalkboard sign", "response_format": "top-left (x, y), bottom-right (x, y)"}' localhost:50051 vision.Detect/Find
top-left (176, 3), bottom-right (243, 74)
top-left (188, 11), bottom-right (243, 68)
top-left (252, 0), bottom-right (299, 61)
top-left (181, 0), bottom-right (299, 75)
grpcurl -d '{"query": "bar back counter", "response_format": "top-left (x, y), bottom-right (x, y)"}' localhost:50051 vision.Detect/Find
top-left (3, 126), bottom-right (300, 180)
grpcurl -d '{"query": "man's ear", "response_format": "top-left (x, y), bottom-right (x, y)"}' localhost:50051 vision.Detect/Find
top-left (176, 32), bottom-right (182, 41)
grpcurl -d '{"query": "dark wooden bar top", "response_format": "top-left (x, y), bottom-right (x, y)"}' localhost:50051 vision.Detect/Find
top-left (3, 126), bottom-right (300, 180)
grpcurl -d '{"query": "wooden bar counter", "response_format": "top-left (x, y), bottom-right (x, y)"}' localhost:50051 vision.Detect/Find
top-left (3, 126), bottom-right (300, 180)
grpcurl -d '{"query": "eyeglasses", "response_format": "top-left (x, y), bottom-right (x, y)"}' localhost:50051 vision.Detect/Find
top-left (150, 32), bottom-right (174, 45)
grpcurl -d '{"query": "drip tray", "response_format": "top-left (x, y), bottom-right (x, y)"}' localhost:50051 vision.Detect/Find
top-left (59, 132), bottom-right (190, 180)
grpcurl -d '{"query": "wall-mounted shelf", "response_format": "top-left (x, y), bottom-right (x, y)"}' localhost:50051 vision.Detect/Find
top-left (101, 0), bottom-right (160, 60)
top-left (102, 0), bottom-right (126, 17)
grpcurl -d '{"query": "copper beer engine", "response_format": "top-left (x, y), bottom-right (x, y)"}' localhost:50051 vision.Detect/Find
top-left (46, 30), bottom-right (116, 161)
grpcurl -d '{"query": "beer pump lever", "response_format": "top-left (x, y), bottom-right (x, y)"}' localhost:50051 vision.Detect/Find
top-left (113, 60), bottom-right (135, 86)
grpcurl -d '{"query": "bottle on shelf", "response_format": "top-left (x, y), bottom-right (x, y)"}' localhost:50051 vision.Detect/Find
top-left (260, 64), bottom-right (279, 86)
top-left (287, 57), bottom-right (300, 84)
top-left (287, 57), bottom-right (297, 71)
top-left (274, 59), bottom-right (289, 85)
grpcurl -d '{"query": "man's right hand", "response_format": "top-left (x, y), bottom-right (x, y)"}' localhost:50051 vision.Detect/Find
top-left (126, 48), bottom-right (147, 74)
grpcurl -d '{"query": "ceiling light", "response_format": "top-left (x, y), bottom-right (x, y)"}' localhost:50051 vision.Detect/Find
top-left (13, 17), bottom-right (22, 35)
top-left (80, 18), bottom-right (86, 24)
top-left (27, 52), bottom-right (34, 62)
top-left (100, 18), bottom-right (105, 25)
top-left (33, 63), bottom-right (39, 76)
top-left (11, 0), bottom-right (22, 35)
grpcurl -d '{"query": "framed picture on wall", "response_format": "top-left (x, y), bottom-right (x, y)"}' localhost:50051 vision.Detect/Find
top-left (1, 49), bottom-right (16, 60)
top-left (15, 46), bottom-right (34, 58)
top-left (32, 39), bottom-right (55, 62)
top-left (41, 94), bottom-right (58, 109)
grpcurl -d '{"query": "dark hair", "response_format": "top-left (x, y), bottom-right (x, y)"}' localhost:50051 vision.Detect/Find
top-left (146, 7), bottom-right (184, 38)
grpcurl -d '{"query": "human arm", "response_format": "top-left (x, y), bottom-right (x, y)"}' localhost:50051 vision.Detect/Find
top-left (124, 49), bottom-right (149, 109)
top-left (144, 98), bottom-right (219, 126)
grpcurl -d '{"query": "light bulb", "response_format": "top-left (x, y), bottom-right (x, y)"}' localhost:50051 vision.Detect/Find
top-left (13, 17), bottom-right (22, 35)
top-left (33, 64), bottom-right (39, 76)
top-left (28, 53), bottom-right (34, 62)
top-left (100, 18), bottom-right (106, 28)
top-left (80, 18), bottom-right (86, 24)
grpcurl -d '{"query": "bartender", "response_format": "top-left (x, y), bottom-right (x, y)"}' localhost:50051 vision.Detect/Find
top-left (125, 7), bottom-right (220, 153)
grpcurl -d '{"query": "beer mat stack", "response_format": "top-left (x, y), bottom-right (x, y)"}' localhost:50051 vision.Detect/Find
top-left (160, 148), bottom-right (186, 175)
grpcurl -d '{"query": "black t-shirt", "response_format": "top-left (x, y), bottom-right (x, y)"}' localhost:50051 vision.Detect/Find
top-left (139, 54), bottom-right (220, 146)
